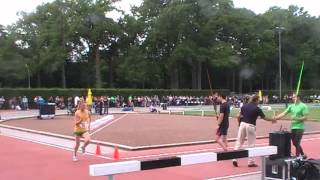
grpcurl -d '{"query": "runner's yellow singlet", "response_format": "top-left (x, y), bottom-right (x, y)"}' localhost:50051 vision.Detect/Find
top-left (74, 110), bottom-right (90, 133)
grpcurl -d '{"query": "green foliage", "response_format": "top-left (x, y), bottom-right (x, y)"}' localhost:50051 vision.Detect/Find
top-left (0, 0), bottom-right (320, 93)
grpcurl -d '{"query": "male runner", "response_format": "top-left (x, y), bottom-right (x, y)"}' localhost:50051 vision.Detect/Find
top-left (215, 94), bottom-right (230, 151)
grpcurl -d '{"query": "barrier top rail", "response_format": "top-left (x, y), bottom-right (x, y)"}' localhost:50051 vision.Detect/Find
top-left (89, 146), bottom-right (277, 177)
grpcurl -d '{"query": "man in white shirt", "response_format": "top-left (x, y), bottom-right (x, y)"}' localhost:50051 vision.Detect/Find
top-left (22, 96), bottom-right (29, 110)
top-left (74, 96), bottom-right (80, 108)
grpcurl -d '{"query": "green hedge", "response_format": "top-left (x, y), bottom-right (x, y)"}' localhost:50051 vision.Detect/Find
top-left (0, 88), bottom-right (230, 99)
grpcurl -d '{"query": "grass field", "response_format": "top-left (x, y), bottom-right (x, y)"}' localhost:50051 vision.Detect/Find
top-left (175, 104), bottom-right (320, 121)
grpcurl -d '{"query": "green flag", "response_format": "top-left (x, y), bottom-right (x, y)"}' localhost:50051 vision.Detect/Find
top-left (296, 61), bottom-right (305, 96)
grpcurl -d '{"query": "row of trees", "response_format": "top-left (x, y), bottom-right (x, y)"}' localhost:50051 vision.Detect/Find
top-left (0, 0), bottom-right (319, 93)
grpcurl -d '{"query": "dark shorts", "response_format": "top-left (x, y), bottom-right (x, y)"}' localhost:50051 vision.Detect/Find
top-left (74, 131), bottom-right (87, 137)
top-left (216, 126), bottom-right (228, 136)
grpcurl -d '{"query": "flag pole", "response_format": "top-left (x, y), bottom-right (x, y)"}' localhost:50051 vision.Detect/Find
top-left (295, 61), bottom-right (305, 97)
top-left (206, 69), bottom-right (218, 116)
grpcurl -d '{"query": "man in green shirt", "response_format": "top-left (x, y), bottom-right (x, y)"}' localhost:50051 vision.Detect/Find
top-left (275, 94), bottom-right (309, 157)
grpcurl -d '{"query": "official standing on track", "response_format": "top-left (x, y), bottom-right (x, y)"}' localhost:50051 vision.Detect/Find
top-left (232, 95), bottom-right (276, 167)
top-left (215, 94), bottom-right (230, 152)
top-left (274, 94), bottom-right (309, 158)
top-left (73, 100), bottom-right (92, 161)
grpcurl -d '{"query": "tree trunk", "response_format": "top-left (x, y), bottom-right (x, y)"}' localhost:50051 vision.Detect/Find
top-left (95, 45), bottom-right (102, 88)
top-left (61, 63), bottom-right (66, 88)
top-left (290, 69), bottom-right (294, 90)
top-left (232, 70), bottom-right (236, 92)
top-left (226, 69), bottom-right (231, 90)
top-left (142, 80), bottom-right (145, 89)
top-left (36, 54), bottom-right (41, 88)
top-left (37, 72), bottom-right (41, 88)
top-left (192, 60), bottom-right (202, 89)
top-left (60, 12), bottom-right (67, 89)
top-left (108, 57), bottom-right (114, 88)
top-left (197, 61), bottom-right (202, 89)
top-left (192, 61), bottom-right (197, 89)
top-left (170, 65), bottom-right (179, 89)
top-left (179, 64), bottom-right (185, 88)
top-left (164, 70), bottom-right (169, 89)
top-left (238, 73), bottom-right (242, 93)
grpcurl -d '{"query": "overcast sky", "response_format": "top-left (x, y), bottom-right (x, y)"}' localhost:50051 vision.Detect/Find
top-left (0, 0), bottom-right (319, 26)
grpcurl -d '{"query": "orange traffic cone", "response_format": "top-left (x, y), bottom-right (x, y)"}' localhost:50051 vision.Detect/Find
top-left (95, 143), bottom-right (101, 156)
top-left (113, 146), bottom-right (119, 160)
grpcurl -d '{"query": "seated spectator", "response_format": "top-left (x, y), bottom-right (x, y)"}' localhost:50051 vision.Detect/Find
top-left (149, 103), bottom-right (158, 113)
top-left (122, 103), bottom-right (134, 111)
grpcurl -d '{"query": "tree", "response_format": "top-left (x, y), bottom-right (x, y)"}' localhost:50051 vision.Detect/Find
top-left (69, 0), bottom-right (119, 88)
top-left (0, 25), bottom-right (27, 87)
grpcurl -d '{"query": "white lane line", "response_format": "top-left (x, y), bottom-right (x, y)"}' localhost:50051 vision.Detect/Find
top-left (122, 144), bottom-right (266, 160)
top-left (123, 137), bottom-right (320, 160)
top-left (126, 131), bottom-right (320, 150)
top-left (0, 125), bottom-right (135, 150)
top-left (1, 133), bottom-right (113, 160)
top-left (90, 114), bottom-right (128, 135)
top-left (205, 171), bottom-right (261, 180)
top-left (2, 124), bottom-right (320, 162)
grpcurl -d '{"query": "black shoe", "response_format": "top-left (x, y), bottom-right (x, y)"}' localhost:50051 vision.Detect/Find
top-left (248, 164), bottom-right (258, 167)
top-left (302, 155), bottom-right (308, 159)
top-left (232, 161), bottom-right (238, 167)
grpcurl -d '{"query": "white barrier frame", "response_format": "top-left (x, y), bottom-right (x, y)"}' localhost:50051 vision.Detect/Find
top-left (89, 146), bottom-right (277, 180)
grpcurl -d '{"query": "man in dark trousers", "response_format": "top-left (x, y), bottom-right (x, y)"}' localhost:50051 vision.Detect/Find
top-left (215, 94), bottom-right (230, 152)
top-left (99, 97), bottom-right (104, 115)
top-left (232, 95), bottom-right (276, 167)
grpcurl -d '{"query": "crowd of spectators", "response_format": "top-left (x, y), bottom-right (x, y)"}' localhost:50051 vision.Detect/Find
top-left (0, 96), bottom-right (30, 110)
top-left (0, 94), bottom-right (319, 111)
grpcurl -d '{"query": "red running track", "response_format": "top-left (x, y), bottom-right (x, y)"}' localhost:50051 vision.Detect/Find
top-left (1, 134), bottom-right (320, 180)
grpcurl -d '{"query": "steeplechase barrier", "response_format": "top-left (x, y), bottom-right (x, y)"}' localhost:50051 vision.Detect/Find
top-left (89, 146), bottom-right (277, 180)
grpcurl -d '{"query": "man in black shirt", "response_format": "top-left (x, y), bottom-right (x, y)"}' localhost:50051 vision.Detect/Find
top-left (232, 95), bottom-right (276, 167)
top-left (215, 94), bottom-right (230, 152)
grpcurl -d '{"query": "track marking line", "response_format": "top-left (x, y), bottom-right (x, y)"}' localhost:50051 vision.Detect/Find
top-left (90, 114), bottom-right (128, 135)
top-left (122, 137), bottom-right (320, 160)
top-left (205, 171), bottom-right (261, 180)
top-left (0, 123), bottom-right (134, 150)
top-left (1, 133), bottom-right (113, 160)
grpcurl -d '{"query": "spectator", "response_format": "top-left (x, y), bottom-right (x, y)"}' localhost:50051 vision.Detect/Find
top-left (67, 97), bottom-right (74, 115)
top-left (9, 97), bottom-right (17, 109)
top-left (48, 96), bottom-right (54, 103)
top-left (0, 96), bottom-right (5, 109)
top-left (99, 97), bottom-right (104, 115)
top-left (37, 96), bottom-right (45, 105)
top-left (55, 96), bottom-right (60, 106)
top-left (74, 96), bottom-right (80, 108)
top-left (149, 103), bottom-right (158, 113)
top-left (22, 96), bottom-right (29, 110)
top-left (58, 96), bottom-right (65, 109)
